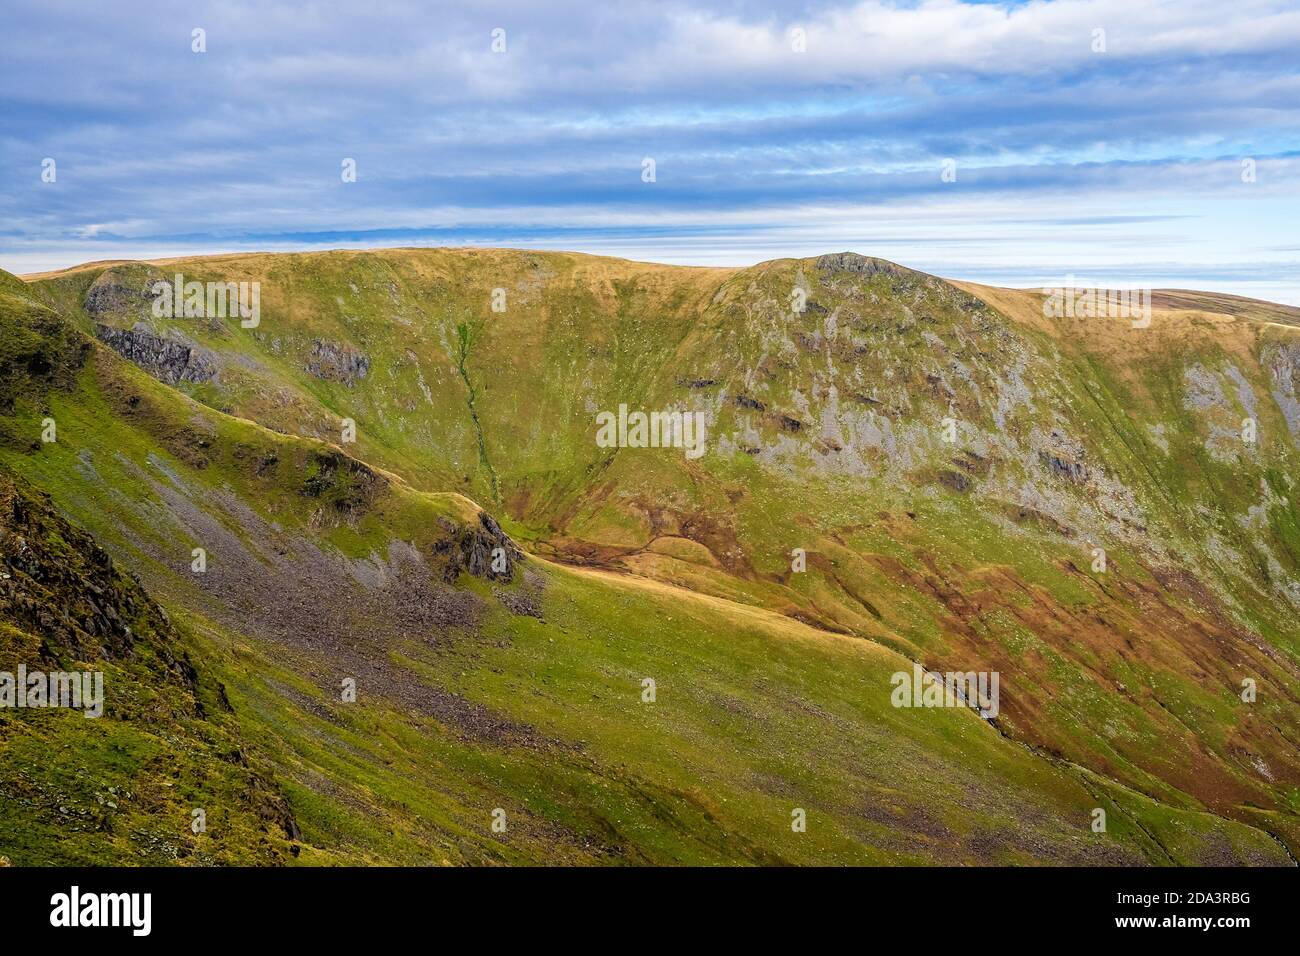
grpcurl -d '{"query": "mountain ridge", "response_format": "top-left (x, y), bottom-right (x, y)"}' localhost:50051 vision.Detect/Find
top-left (2, 248), bottom-right (1298, 865)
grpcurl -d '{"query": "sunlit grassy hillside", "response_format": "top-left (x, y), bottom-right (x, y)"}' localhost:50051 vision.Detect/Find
top-left (3, 250), bottom-right (1298, 865)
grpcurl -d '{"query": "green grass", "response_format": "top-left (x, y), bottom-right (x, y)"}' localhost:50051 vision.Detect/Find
top-left (3, 253), bottom-right (1299, 865)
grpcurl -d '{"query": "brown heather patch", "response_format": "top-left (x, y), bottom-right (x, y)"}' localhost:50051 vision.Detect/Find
top-left (859, 548), bottom-right (1300, 820)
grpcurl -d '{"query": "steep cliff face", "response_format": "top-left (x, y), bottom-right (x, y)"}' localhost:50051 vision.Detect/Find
top-left (95, 323), bottom-right (218, 385)
top-left (1265, 340), bottom-right (1300, 438)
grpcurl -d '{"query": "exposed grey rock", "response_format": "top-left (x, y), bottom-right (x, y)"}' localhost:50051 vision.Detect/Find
top-left (494, 569), bottom-right (545, 618)
top-left (1034, 428), bottom-right (1090, 483)
top-left (1183, 362), bottom-right (1226, 411)
top-left (1184, 363), bottom-right (1250, 461)
top-left (94, 323), bottom-right (218, 385)
top-left (434, 511), bottom-right (524, 583)
top-left (1038, 449), bottom-right (1089, 483)
top-left (815, 252), bottom-right (911, 278)
top-left (85, 280), bottom-right (140, 319)
top-left (1265, 341), bottom-right (1300, 438)
top-left (306, 339), bottom-right (370, 385)
top-left (83, 268), bottom-right (166, 321)
top-left (1224, 364), bottom-right (1258, 419)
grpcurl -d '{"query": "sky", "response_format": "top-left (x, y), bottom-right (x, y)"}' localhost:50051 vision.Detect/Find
top-left (1, 0), bottom-right (1298, 302)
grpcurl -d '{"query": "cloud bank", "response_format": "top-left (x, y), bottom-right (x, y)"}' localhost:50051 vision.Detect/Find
top-left (2, 0), bottom-right (1297, 301)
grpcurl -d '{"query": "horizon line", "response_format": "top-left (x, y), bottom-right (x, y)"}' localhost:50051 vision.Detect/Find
top-left (13, 244), bottom-right (1300, 311)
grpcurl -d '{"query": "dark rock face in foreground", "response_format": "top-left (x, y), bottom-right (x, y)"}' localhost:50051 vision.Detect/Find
top-left (0, 468), bottom-right (303, 860)
top-left (1, 472), bottom-right (149, 668)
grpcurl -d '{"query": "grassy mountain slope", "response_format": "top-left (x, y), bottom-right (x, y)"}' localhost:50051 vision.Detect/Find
top-left (0, 278), bottom-right (298, 864)
top-left (4, 250), bottom-right (1299, 864)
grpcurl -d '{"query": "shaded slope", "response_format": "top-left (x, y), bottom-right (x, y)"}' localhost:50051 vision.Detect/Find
top-left (0, 467), bottom-right (300, 865)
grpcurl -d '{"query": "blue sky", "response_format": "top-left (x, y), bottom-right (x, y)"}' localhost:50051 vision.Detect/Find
top-left (2, 0), bottom-right (1299, 302)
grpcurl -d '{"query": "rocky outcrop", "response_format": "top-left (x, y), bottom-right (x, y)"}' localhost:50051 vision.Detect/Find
top-left (83, 268), bottom-right (163, 321)
top-left (306, 339), bottom-right (370, 385)
top-left (0, 467), bottom-right (302, 858)
top-left (1036, 429), bottom-right (1090, 483)
top-left (1265, 341), bottom-right (1300, 438)
top-left (95, 323), bottom-right (218, 385)
top-left (1038, 449), bottom-right (1089, 483)
top-left (433, 511), bottom-right (524, 583)
top-left (85, 278), bottom-right (143, 320)
top-left (1, 472), bottom-right (148, 667)
top-left (300, 449), bottom-right (386, 517)
top-left (816, 252), bottom-right (911, 279)
top-left (814, 251), bottom-right (988, 316)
